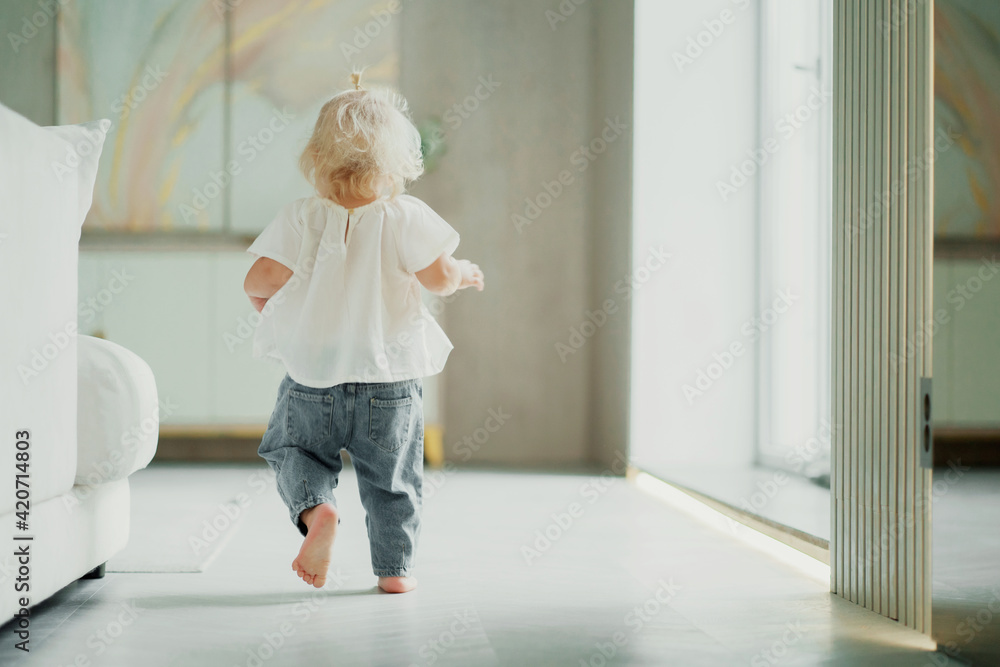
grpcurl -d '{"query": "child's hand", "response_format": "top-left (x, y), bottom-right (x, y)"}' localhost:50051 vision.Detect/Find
top-left (249, 296), bottom-right (269, 313)
top-left (457, 260), bottom-right (485, 291)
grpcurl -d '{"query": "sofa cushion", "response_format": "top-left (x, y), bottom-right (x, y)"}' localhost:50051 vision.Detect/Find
top-left (0, 103), bottom-right (109, 515)
top-left (77, 336), bottom-right (159, 484)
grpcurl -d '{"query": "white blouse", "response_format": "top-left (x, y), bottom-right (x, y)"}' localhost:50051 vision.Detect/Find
top-left (246, 194), bottom-right (461, 388)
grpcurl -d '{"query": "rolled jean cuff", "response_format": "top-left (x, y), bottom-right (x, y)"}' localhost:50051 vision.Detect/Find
top-left (290, 496), bottom-right (337, 537)
top-left (373, 567), bottom-right (411, 578)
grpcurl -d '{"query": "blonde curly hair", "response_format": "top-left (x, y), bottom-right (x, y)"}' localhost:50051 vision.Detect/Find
top-left (299, 72), bottom-right (424, 203)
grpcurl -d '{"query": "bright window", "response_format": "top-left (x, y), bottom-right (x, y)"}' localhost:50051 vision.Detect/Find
top-left (756, 0), bottom-right (833, 483)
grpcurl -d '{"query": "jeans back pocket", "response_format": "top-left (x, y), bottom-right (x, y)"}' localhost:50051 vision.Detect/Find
top-left (369, 395), bottom-right (415, 453)
top-left (285, 389), bottom-right (334, 448)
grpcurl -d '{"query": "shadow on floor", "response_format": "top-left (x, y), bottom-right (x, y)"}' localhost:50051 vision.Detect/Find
top-left (130, 586), bottom-right (383, 609)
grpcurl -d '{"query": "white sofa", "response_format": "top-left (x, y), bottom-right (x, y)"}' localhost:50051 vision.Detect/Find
top-left (0, 102), bottom-right (159, 624)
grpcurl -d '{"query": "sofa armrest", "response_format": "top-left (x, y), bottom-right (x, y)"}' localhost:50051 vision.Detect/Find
top-left (76, 335), bottom-right (159, 485)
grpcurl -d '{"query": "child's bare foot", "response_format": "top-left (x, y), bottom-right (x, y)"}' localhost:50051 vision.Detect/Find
top-left (378, 576), bottom-right (418, 594)
top-left (292, 503), bottom-right (338, 588)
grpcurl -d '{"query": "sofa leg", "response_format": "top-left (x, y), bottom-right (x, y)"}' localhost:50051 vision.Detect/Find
top-left (81, 563), bottom-right (106, 580)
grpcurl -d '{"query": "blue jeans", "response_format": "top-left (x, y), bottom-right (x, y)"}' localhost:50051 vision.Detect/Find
top-left (258, 374), bottom-right (424, 578)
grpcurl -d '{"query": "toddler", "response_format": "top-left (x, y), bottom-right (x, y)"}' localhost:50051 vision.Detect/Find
top-left (243, 73), bottom-right (484, 594)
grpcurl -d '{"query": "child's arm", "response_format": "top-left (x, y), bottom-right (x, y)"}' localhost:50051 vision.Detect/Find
top-left (244, 257), bottom-right (294, 312)
top-left (416, 253), bottom-right (484, 296)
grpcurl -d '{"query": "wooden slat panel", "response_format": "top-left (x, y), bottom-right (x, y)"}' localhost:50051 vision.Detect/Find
top-left (916, 0), bottom-right (934, 635)
top-left (914, 0), bottom-right (926, 629)
top-left (896, 1), bottom-right (911, 627)
top-left (831, 0), bottom-right (845, 597)
top-left (887, 0), bottom-right (902, 621)
top-left (845, 0), bottom-right (856, 602)
top-left (831, 0), bottom-right (933, 634)
top-left (870, 0), bottom-right (883, 613)
top-left (841, 0), bottom-right (851, 601)
top-left (861, 0), bottom-right (873, 610)
top-left (922, 0), bottom-right (935, 624)
top-left (874, 2), bottom-right (885, 613)
top-left (904, 0), bottom-right (918, 628)
top-left (850, 0), bottom-right (863, 606)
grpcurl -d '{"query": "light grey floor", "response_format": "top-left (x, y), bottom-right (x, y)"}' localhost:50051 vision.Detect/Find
top-left (933, 468), bottom-right (1000, 667)
top-left (0, 463), bottom-right (962, 666)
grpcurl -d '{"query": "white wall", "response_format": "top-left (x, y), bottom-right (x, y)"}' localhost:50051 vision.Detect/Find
top-left (78, 251), bottom-right (285, 425)
top-left (932, 256), bottom-right (1000, 426)
top-left (631, 0), bottom-right (761, 469)
top-left (399, 0), bottom-right (633, 468)
top-left (78, 250), bottom-right (446, 427)
top-left (0, 1), bottom-right (55, 124)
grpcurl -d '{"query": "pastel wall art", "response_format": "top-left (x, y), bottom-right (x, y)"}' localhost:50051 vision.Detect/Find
top-left (58, 0), bottom-right (399, 235)
top-left (934, 0), bottom-right (1000, 239)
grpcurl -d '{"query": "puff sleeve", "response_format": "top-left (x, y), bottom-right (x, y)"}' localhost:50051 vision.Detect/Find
top-left (246, 199), bottom-right (305, 272)
top-left (392, 195), bottom-right (461, 274)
